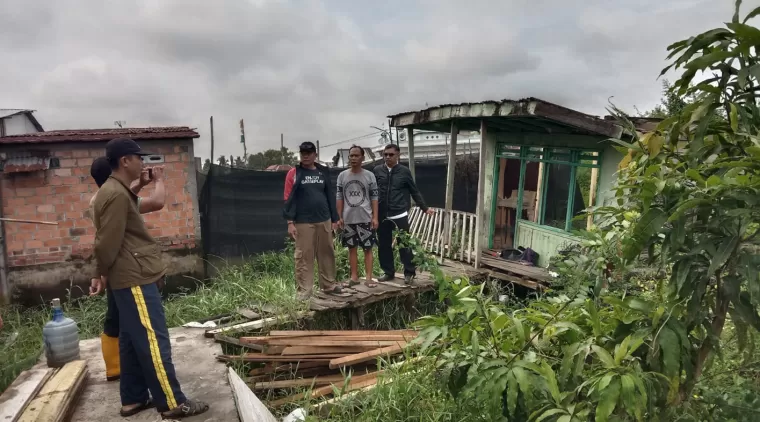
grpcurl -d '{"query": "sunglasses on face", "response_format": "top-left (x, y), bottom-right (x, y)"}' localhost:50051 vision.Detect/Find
top-left (384, 153), bottom-right (396, 157)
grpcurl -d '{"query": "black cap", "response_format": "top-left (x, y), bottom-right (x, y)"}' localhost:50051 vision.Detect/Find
top-left (90, 156), bottom-right (112, 187)
top-left (105, 138), bottom-right (153, 161)
top-left (299, 141), bottom-right (316, 153)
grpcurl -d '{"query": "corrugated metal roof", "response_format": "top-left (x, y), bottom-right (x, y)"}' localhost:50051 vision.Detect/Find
top-left (0, 126), bottom-right (199, 145)
top-left (0, 109), bottom-right (34, 119)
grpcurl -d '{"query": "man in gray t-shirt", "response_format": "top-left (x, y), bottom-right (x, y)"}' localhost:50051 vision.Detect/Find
top-left (336, 146), bottom-right (379, 287)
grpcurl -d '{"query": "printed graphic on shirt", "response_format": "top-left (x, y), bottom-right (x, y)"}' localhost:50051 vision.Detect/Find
top-left (294, 168), bottom-right (331, 224)
top-left (336, 169), bottom-right (378, 225)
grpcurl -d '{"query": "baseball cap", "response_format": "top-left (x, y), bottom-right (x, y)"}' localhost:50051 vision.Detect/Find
top-left (299, 141), bottom-right (317, 153)
top-left (105, 138), bottom-right (153, 161)
top-left (90, 156), bottom-right (112, 187)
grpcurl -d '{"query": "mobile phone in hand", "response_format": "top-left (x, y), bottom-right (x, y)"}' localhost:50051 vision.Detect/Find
top-left (148, 168), bottom-right (153, 180)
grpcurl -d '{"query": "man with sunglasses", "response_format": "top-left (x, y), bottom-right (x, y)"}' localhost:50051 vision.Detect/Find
top-left (283, 141), bottom-right (343, 300)
top-left (373, 144), bottom-right (434, 284)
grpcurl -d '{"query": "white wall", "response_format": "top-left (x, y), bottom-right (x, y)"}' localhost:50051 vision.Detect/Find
top-left (2, 113), bottom-right (38, 135)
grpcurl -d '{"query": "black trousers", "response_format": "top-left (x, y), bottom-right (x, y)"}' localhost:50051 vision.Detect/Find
top-left (103, 286), bottom-right (119, 338)
top-left (112, 282), bottom-right (186, 411)
top-left (377, 215), bottom-right (415, 277)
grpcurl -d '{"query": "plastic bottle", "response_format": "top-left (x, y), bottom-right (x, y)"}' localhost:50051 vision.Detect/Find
top-left (42, 298), bottom-right (80, 368)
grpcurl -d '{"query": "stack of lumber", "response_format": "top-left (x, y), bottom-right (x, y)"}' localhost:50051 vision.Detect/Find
top-left (0, 360), bottom-right (88, 422)
top-left (215, 330), bottom-right (419, 407)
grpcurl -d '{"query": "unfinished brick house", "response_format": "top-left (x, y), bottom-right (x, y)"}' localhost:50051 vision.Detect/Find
top-left (0, 127), bottom-right (202, 303)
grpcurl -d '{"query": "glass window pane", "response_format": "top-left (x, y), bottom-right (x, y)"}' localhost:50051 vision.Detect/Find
top-left (541, 163), bottom-right (572, 229)
top-left (572, 166), bottom-right (593, 230)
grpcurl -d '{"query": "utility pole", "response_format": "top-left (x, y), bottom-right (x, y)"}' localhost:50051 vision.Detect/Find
top-left (210, 116), bottom-right (215, 166)
top-left (240, 119), bottom-right (247, 159)
top-left (280, 133), bottom-right (284, 165)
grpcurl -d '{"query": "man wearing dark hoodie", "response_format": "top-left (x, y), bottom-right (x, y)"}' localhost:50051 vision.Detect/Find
top-left (283, 141), bottom-right (343, 300)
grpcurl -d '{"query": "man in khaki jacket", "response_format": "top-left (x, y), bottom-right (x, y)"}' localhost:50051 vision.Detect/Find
top-left (92, 138), bottom-right (208, 419)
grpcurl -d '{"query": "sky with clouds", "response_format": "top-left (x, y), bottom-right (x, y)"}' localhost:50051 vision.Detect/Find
top-left (1, 0), bottom-right (756, 161)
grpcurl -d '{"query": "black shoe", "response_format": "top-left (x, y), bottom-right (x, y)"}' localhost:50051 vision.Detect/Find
top-left (404, 275), bottom-right (416, 285)
top-left (377, 274), bottom-right (395, 282)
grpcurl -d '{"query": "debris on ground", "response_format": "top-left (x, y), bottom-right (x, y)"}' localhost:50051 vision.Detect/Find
top-left (216, 330), bottom-right (419, 408)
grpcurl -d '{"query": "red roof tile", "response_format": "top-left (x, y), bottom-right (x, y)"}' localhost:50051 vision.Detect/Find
top-left (0, 127), bottom-right (199, 145)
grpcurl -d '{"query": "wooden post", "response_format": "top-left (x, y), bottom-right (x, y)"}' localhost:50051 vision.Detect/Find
top-left (0, 190), bottom-right (8, 305)
top-left (474, 120), bottom-right (487, 269)
top-left (586, 166), bottom-right (599, 230)
top-left (534, 162), bottom-right (545, 223)
top-left (209, 116), bottom-right (215, 165)
top-left (406, 127), bottom-right (415, 181)
top-left (441, 121), bottom-right (458, 262)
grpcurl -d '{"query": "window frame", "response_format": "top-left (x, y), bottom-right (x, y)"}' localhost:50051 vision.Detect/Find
top-left (489, 144), bottom-right (603, 247)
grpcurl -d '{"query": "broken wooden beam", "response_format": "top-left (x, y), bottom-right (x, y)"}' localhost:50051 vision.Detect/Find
top-left (269, 370), bottom-right (383, 407)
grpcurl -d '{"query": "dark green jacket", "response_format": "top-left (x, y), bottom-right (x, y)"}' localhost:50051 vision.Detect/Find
top-left (92, 176), bottom-right (166, 289)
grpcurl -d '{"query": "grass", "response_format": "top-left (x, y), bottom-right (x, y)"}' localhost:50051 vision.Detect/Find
top-left (0, 239), bottom-right (437, 393)
top-left (295, 358), bottom-right (502, 422)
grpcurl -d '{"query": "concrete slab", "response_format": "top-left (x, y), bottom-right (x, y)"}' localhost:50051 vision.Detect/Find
top-left (34, 327), bottom-right (239, 422)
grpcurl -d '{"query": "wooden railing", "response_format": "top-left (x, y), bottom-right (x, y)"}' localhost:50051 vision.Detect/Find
top-left (408, 207), bottom-right (477, 264)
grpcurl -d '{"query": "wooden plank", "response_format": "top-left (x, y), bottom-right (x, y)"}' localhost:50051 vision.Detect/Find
top-left (205, 317), bottom-right (280, 337)
top-left (228, 367), bottom-right (278, 422)
top-left (237, 308), bottom-right (261, 320)
top-left (281, 346), bottom-right (372, 355)
top-left (309, 297), bottom-right (344, 311)
top-left (468, 213), bottom-right (476, 263)
top-left (459, 213), bottom-right (466, 261)
top-left (268, 330), bottom-right (419, 337)
top-left (586, 166), bottom-right (599, 230)
top-left (18, 360), bottom-right (88, 422)
top-left (262, 337), bottom-right (404, 347)
top-left (206, 312), bottom-right (314, 337)
top-left (214, 334), bottom-right (264, 352)
top-left (269, 371), bottom-right (382, 407)
top-left (329, 343), bottom-right (406, 369)
top-left (250, 375), bottom-right (351, 390)
top-left (249, 361), bottom-right (327, 376)
top-left (487, 270), bottom-right (543, 290)
top-left (262, 338), bottom-right (410, 347)
top-left (479, 254), bottom-right (551, 282)
top-left (218, 355), bottom-right (340, 363)
top-left (0, 368), bottom-right (54, 422)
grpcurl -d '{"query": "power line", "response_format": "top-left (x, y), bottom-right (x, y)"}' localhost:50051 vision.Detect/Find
top-left (320, 131), bottom-right (382, 149)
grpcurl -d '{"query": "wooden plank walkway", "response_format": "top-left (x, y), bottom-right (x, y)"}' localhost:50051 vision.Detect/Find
top-left (308, 273), bottom-right (436, 311)
top-left (479, 252), bottom-right (552, 284)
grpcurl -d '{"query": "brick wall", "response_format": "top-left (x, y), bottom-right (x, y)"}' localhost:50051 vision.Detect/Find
top-left (1, 139), bottom-right (198, 268)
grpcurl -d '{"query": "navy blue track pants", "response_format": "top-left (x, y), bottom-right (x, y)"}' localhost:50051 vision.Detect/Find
top-left (111, 282), bottom-right (186, 412)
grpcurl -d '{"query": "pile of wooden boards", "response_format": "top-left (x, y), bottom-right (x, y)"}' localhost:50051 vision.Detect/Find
top-left (216, 330), bottom-right (419, 407)
top-left (0, 360), bottom-right (88, 422)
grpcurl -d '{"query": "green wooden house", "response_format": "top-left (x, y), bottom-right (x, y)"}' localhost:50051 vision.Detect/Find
top-left (388, 98), bottom-right (657, 269)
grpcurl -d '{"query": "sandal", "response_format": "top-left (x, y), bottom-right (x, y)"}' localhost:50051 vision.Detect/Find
top-left (161, 399), bottom-right (210, 419)
top-left (325, 286), bottom-right (344, 295)
top-left (342, 280), bottom-right (361, 288)
top-left (119, 398), bottom-right (155, 417)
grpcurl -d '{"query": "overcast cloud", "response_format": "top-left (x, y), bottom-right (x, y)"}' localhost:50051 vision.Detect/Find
top-left (1, 0), bottom-right (756, 160)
